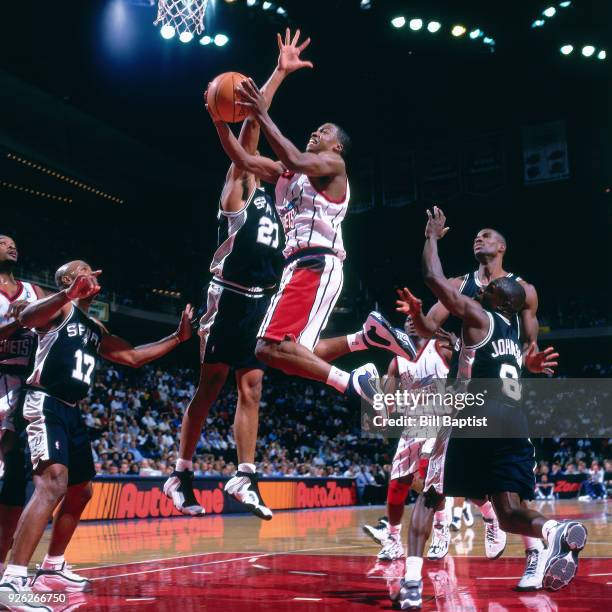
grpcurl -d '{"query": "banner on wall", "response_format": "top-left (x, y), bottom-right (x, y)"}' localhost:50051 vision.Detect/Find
top-left (81, 477), bottom-right (357, 521)
top-left (464, 133), bottom-right (506, 195)
top-left (522, 121), bottom-right (570, 184)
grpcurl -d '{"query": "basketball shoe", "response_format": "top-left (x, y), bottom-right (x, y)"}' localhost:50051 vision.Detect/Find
top-left (377, 533), bottom-right (405, 561)
top-left (163, 469), bottom-right (205, 515)
top-left (517, 542), bottom-right (545, 591)
top-left (395, 579), bottom-right (423, 610)
top-left (484, 517), bottom-right (506, 559)
top-left (347, 363), bottom-right (383, 407)
top-left (0, 575), bottom-right (52, 611)
top-left (462, 502), bottom-right (474, 527)
top-left (540, 521), bottom-right (587, 591)
top-left (427, 523), bottom-right (450, 560)
top-left (362, 516), bottom-right (390, 546)
top-left (223, 471), bottom-right (272, 520)
top-left (30, 562), bottom-right (91, 593)
top-left (362, 312), bottom-right (417, 361)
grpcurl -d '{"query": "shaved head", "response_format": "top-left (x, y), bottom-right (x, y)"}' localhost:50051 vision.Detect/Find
top-left (55, 260), bottom-right (92, 288)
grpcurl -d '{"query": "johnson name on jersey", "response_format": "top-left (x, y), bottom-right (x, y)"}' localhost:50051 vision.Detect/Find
top-left (275, 172), bottom-right (350, 261)
top-left (27, 305), bottom-right (103, 404)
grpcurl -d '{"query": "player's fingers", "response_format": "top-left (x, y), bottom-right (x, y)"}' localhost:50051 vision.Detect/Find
top-left (441, 227), bottom-right (450, 237)
top-left (292, 28), bottom-right (301, 46)
top-left (277, 32), bottom-right (283, 52)
top-left (302, 61), bottom-right (314, 69)
top-left (298, 37), bottom-right (311, 52)
top-left (426, 209), bottom-right (432, 220)
top-left (546, 352), bottom-right (560, 361)
top-left (285, 27), bottom-right (290, 46)
top-left (526, 341), bottom-right (536, 355)
top-left (91, 270), bottom-right (102, 277)
top-left (543, 368), bottom-right (555, 375)
top-left (543, 360), bottom-right (558, 368)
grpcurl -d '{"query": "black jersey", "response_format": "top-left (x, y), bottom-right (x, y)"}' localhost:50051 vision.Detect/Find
top-left (209, 187), bottom-right (285, 291)
top-left (458, 270), bottom-right (522, 300)
top-left (27, 305), bottom-right (103, 404)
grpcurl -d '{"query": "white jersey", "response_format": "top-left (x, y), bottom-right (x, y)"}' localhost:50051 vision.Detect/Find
top-left (275, 171), bottom-right (350, 261)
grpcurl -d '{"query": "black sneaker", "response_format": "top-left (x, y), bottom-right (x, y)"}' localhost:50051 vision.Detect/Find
top-left (163, 470), bottom-right (205, 515)
top-left (347, 363), bottom-right (383, 407)
top-left (224, 471), bottom-right (273, 520)
top-left (541, 521), bottom-right (587, 591)
top-left (395, 578), bottom-right (423, 610)
top-left (363, 312), bottom-right (417, 360)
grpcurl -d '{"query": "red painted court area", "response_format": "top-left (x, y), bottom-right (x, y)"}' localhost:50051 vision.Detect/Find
top-left (64, 552), bottom-right (612, 611)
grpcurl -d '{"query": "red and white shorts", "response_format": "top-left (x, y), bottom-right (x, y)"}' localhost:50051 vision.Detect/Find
top-left (258, 253), bottom-right (344, 352)
top-left (391, 436), bottom-right (435, 480)
top-left (423, 425), bottom-right (452, 494)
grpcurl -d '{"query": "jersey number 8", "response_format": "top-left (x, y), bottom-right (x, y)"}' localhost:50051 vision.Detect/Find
top-left (499, 363), bottom-right (521, 401)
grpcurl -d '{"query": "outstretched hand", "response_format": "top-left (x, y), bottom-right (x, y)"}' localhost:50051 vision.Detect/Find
top-left (236, 78), bottom-right (267, 117)
top-left (425, 206), bottom-right (450, 240)
top-left (278, 28), bottom-right (313, 74)
top-left (396, 287), bottom-right (422, 317)
top-left (176, 304), bottom-right (194, 342)
top-left (65, 271), bottom-right (102, 301)
top-left (524, 342), bottom-right (559, 375)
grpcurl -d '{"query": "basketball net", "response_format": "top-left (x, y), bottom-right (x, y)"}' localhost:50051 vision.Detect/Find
top-left (154, 0), bottom-right (209, 36)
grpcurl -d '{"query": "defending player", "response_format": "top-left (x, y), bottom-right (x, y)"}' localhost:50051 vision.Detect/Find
top-left (0, 262), bottom-right (192, 603)
top-left (210, 78), bottom-right (416, 405)
top-left (396, 208), bottom-right (587, 609)
top-left (0, 235), bottom-right (43, 576)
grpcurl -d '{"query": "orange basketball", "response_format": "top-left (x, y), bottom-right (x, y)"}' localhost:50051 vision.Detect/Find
top-left (205, 71), bottom-right (250, 123)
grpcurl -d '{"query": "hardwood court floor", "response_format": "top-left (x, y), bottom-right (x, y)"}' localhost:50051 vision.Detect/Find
top-left (29, 499), bottom-right (612, 610)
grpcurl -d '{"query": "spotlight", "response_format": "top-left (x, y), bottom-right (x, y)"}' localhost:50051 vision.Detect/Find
top-left (469, 29), bottom-right (482, 39)
top-left (409, 18), bottom-right (423, 31)
top-left (360, 0), bottom-right (371, 9)
top-left (451, 25), bottom-right (466, 37)
top-left (214, 33), bottom-right (229, 46)
top-left (391, 16), bottom-right (406, 28)
top-left (427, 21), bottom-right (441, 33)
top-left (598, 50), bottom-right (607, 60)
top-left (542, 7), bottom-right (556, 17)
top-left (582, 45), bottom-right (595, 57)
top-left (559, 1), bottom-right (571, 7)
top-left (483, 37), bottom-right (495, 45)
top-left (531, 19), bottom-right (545, 28)
top-left (179, 31), bottom-right (194, 43)
top-left (199, 35), bottom-right (212, 45)
top-left (276, 6), bottom-right (286, 16)
top-left (246, 0), bottom-right (257, 5)
top-left (160, 24), bottom-right (175, 39)
top-left (262, 1), bottom-right (272, 9)
top-left (560, 44), bottom-right (573, 55)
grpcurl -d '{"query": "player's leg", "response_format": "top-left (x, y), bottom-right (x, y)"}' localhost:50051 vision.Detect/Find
top-left (470, 497), bottom-right (507, 559)
top-left (450, 496), bottom-right (464, 531)
top-left (427, 495), bottom-right (451, 561)
top-left (164, 361), bottom-right (229, 515)
top-left (223, 368), bottom-right (272, 520)
top-left (376, 476), bottom-right (411, 561)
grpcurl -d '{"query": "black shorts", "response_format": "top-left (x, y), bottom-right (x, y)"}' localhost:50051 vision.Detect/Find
top-left (0, 410), bottom-right (30, 507)
top-left (443, 436), bottom-right (536, 501)
top-left (22, 390), bottom-right (95, 486)
top-left (199, 280), bottom-right (272, 370)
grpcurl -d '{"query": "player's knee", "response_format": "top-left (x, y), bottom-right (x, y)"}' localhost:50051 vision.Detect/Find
top-left (39, 465), bottom-right (68, 501)
top-left (74, 482), bottom-right (93, 507)
top-left (387, 478), bottom-right (411, 505)
top-left (423, 487), bottom-right (444, 510)
top-left (237, 378), bottom-right (262, 410)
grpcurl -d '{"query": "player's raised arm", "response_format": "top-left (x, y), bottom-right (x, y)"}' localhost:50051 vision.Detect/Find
top-left (99, 305), bottom-right (193, 368)
top-left (237, 79), bottom-right (345, 178)
top-left (421, 207), bottom-right (487, 328)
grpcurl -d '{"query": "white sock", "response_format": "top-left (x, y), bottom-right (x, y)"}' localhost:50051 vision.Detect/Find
top-left (238, 463), bottom-right (256, 474)
top-left (463, 501), bottom-right (470, 511)
top-left (444, 497), bottom-right (454, 523)
top-left (452, 506), bottom-right (463, 520)
top-left (388, 523), bottom-right (402, 537)
top-left (42, 554), bottom-right (64, 569)
top-left (542, 520), bottom-right (559, 545)
top-left (327, 366), bottom-right (350, 393)
top-left (5, 564), bottom-right (27, 578)
top-left (347, 331), bottom-right (367, 352)
top-left (405, 556), bottom-right (423, 581)
top-left (522, 536), bottom-right (543, 552)
top-left (478, 501), bottom-right (496, 520)
top-left (176, 458), bottom-right (193, 472)
top-left (434, 509), bottom-right (447, 527)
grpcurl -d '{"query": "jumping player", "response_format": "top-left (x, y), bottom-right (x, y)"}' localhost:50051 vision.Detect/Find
top-left (396, 208), bottom-right (587, 609)
top-left (0, 235), bottom-right (43, 575)
top-left (0, 262), bottom-right (192, 603)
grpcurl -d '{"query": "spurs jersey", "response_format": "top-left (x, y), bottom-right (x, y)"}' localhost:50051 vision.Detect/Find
top-left (209, 187), bottom-right (285, 291)
top-left (459, 270), bottom-right (522, 300)
top-left (275, 171), bottom-right (350, 261)
top-left (0, 281), bottom-right (39, 375)
top-left (27, 305), bottom-right (103, 405)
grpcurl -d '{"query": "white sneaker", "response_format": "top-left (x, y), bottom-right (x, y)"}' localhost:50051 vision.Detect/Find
top-left (0, 574), bottom-right (53, 611)
top-left (484, 517), bottom-right (507, 559)
top-left (449, 515), bottom-right (462, 532)
top-left (578, 495), bottom-right (591, 502)
top-left (541, 521), bottom-right (587, 591)
top-left (347, 363), bottom-right (382, 407)
top-left (163, 469), bottom-right (205, 515)
top-left (362, 516), bottom-right (390, 546)
top-left (427, 524), bottom-right (450, 560)
top-left (517, 544), bottom-right (545, 591)
top-left (377, 533), bottom-right (405, 561)
top-left (462, 502), bottom-right (474, 527)
top-left (224, 471), bottom-right (272, 520)
top-left (362, 311), bottom-right (417, 361)
top-left (30, 562), bottom-right (92, 593)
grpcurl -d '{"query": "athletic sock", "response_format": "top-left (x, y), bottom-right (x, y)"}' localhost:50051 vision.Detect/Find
top-left (444, 497), bottom-right (454, 523)
top-left (176, 458), bottom-right (193, 472)
top-left (478, 501), bottom-right (496, 520)
top-left (404, 556), bottom-right (423, 581)
top-left (462, 501), bottom-right (470, 510)
top-left (327, 366), bottom-right (351, 393)
top-left (388, 523), bottom-right (402, 537)
top-left (542, 520), bottom-right (559, 545)
top-left (41, 554), bottom-right (65, 570)
top-left (452, 506), bottom-right (463, 521)
top-left (238, 463), bottom-right (256, 474)
top-left (522, 536), bottom-right (543, 552)
top-left (434, 509), bottom-right (447, 527)
top-left (5, 564), bottom-right (27, 578)
top-left (347, 331), bottom-right (367, 352)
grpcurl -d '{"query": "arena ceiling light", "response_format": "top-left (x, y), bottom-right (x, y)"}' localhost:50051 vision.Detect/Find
top-left (360, 0), bottom-right (372, 9)
top-left (214, 33), bottom-right (229, 46)
top-left (276, 6), bottom-right (286, 15)
top-left (409, 18), bottom-right (423, 31)
top-left (199, 35), bottom-right (212, 45)
top-left (451, 25), bottom-right (466, 37)
top-left (560, 44), bottom-right (573, 55)
top-left (262, 1), bottom-right (272, 10)
top-left (469, 28), bottom-right (482, 39)
top-left (179, 30), bottom-right (194, 43)
top-left (542, 6), bottom-right (556, 17)
top-left (581, 45), bottom-right (595, 57)
top-left (246, 0), bottom-right (257, 5)
top-left (598, 50), bottom-right (607, 60)
top-left (391, 16), bottom-right (406, 28)
top-left (559, 1), bottom-right (571, 7)
top-left (531, 19), bottom-right (545, 28)
top-left (160, 24), bottom-right (175, 39)
top-left (427, 21), bottom-right (441, 33)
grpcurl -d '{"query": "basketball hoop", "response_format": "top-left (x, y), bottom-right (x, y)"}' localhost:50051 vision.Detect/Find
top-left (154, 0), bottom-right (209, 37)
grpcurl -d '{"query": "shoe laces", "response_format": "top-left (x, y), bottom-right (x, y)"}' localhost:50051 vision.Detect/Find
top-left (524, 549), bottom-right (539, 577)
top-left (486, 520), bottom-right (498, 542)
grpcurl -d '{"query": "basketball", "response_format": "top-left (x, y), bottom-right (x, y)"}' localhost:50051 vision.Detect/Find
top-left (206, 71), bottom-right (250, 123)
